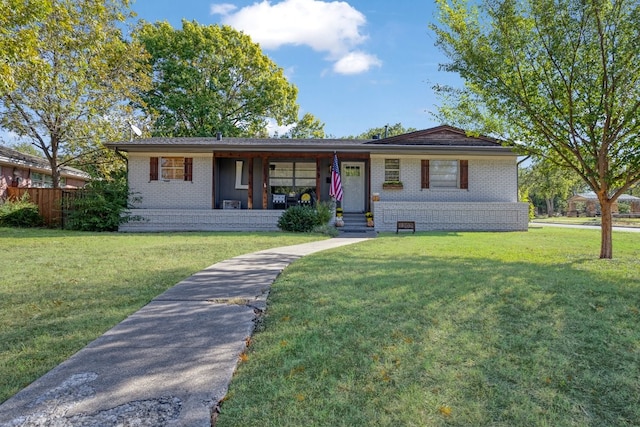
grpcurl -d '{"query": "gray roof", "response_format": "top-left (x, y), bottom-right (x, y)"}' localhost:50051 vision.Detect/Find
top-left (0, 145), bottom-right (91, 179)
top-left (105, 125), bottom-right (516, 156)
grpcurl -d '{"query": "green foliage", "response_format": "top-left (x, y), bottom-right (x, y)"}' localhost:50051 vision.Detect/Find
top-left (311, 224), bottom-right (340, 237)
top-left (518, 187), bottom-right (536, 221)
top-left (432, 0), bottom-right (640, 258)
top-left (277, 203), bottom-right (333, 233)
top-left (65, 178), bottom-right (133, 231)
top-left (0, 0), bottom-right (151, 188)
top-left (135, 20), bottom-right (299, 137)
top-left (279, 113), bottom-right (325, 139)
top-left (314, 201), bottom-right (333, 225)
top-left (519, 158), bottom-right (584, 216)
top-left (0, 195), bottom-right (43, 227)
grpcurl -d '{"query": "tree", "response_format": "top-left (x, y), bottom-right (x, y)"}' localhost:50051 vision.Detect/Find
top-left (347, 123), bottom-right (418, 139)
top-left (0, 0), bottom-right (52, 92)
top-left (520, 159), bottom-right (583, 216)
top-left (135, 20), bottom-right (299, 138)
top-left (0, 0), bottom-right (151, 187)
top-left (280, 113), bottom-right (325, 139)
top-left (432, 0), bottom-right (640, 258)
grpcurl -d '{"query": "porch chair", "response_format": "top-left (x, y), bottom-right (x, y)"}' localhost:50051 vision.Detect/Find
top-left (272, 193), bottom-right (286, 209)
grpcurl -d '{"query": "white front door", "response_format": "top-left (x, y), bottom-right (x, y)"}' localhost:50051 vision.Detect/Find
top-left (341, 162), bottom-right (365, 212)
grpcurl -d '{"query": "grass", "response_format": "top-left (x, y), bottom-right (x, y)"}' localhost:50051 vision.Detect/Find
top-left (532, 216), bottom-right (640, 228)
top-left (217, 228), bottom-right (640, 427)
top-left (0, 228), bottom-right (326, 403)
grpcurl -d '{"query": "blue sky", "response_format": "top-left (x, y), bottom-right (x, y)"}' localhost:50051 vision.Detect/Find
top-left (129, 0), bottom-right (461, 137)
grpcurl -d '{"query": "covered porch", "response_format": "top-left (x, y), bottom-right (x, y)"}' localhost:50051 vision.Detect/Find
top-left (212, 151), bottom-right (371, 212)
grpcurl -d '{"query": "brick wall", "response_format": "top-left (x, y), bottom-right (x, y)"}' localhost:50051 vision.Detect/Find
top-left (128, 153), bottom-right (213, 209)
top-left (370, 156), bottom-right (518, 203)
top-left (373, 201), bottom-right (529, 232)
top-left (120, 209), bottom-right (283, 232)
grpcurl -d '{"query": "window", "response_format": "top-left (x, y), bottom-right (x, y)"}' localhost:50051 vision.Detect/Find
top-left (269, 161), bottom-right (316, 193)
top-left (31, 172), bottom-right (54, 188)
top-left (384, 159), bottom-right (400, 182)
top-left (161, 157), bottom-right (184, 180)
top-left (344, 165), bottom-right (361, 177)
top-left (150, 157), bottom-right (193, 181)
top-left (421, 160), bottom-right (468, 189)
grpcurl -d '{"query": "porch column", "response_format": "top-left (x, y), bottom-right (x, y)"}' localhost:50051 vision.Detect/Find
top-left (262, 156), bottom-right (269, 209)
top-left (316, 157), bottom-right (322, 202)
top-left (211, 153), bottom-right (216, 209)
top-left (247, 157), bottom-right (254, 209)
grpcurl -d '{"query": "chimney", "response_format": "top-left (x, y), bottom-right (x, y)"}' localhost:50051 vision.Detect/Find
top-left (216, 132), bottom-right (222, 141)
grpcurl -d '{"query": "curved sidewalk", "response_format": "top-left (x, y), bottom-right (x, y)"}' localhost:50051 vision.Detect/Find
top-left (0, 237), bottom-right (370, 427)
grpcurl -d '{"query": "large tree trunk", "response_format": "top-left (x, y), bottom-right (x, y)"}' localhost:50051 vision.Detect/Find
top-left (546, 198), bottom-right (554, 216)
top-left (599, 199), bottom-right (613, 259)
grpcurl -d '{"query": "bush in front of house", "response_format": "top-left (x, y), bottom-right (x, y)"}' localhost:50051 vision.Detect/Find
top-left (278, 202), bottom-right (338, 233)
top-left (65, 178), bottom-right (135, 232)
top-left (0, 195), bottom-right (43, 227)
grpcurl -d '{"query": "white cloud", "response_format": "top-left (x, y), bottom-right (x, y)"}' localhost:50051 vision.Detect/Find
top-left (333, 51), bottom-right (381, 75)
top-left (213, 0), bottom-right (381, 74)
top-left (210, 3), bottom-right (237, 15)
top-left (266, 119), bottom-right (294, 137)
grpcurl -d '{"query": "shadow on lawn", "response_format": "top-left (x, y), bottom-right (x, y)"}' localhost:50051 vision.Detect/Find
top-left (245, 249), bottom-right (640, 426)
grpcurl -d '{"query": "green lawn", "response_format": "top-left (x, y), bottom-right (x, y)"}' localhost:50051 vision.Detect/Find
top-left (217, 228), bottom-right (640, 427)
top-left (0, 228), bottom-right (326, 403)
top-left (532, 216), bottom-right (640, 228)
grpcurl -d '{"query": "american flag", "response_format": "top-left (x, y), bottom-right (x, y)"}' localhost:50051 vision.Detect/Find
top-left (329, 153), bottom-right (343, 201)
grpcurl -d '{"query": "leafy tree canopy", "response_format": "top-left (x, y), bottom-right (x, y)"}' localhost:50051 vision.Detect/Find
top-left (0, 0), bottom-right (151, 186)
top-left (135, 20), bottom-right (299, 138)
top-left (279, 113), bottom-right (326, 139)
top-left (432, 0), bottom-right (640, 258)
top-left (520, 158), bottom-right (584, 216)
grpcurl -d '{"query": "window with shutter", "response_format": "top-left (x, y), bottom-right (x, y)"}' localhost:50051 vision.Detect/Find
top-left (425, 160), bottom-right (468, 189)
top-left (152, 157), bottom-right (194, 181)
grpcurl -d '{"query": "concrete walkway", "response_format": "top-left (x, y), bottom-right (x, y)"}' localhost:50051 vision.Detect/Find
top-left (0, 237), bottom-right (370, 427)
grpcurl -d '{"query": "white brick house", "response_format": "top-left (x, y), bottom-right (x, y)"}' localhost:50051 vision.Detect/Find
top-left (107, 126), bottom-right (529, 232)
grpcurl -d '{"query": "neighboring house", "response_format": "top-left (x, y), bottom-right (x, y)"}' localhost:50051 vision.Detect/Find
top-left (106, 125), bottom-right (529, 232)
top-left (0, 145), bottom-right (90, 199)
top-left (567, 192), bottom-right (640, 217)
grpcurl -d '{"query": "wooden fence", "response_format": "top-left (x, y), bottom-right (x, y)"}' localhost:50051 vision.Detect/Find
top-left (6, 187), bottom-right (80, 228)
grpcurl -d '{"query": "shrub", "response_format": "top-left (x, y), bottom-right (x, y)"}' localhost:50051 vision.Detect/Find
top-left (0, 195), bottom-right (43, 227)
top-left (315, 201), bottom-right (333, 225)
top-left (65, 178), bottom-right (136, 232)
top-left (312, 224), bottom-right (340, 237)
top-left (278, 205), bottom-right (322, 232)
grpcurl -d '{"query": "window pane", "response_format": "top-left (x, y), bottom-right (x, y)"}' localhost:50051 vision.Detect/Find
top-left (160, 157), bottom-right (184, 180)
top-left (270, 162), bottom-right (293, 178)
top-left (431, 160), bottom-right (458, 188)
top-left (295, 178), bottom-right (316, 186)
top-left (295, 163), bottom-right (316, 178)
top-left (344, 165), bottom-right (361, 176)
top-left (384, 158), bottom-right (400, 181)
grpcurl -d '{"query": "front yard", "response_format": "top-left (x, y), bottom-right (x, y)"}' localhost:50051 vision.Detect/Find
top-left (1, 227), bottom-right (638, 426)
top-left (217, 228), bottom-right (640, 426)
top-left (0, 228), bottom-right (325, 403)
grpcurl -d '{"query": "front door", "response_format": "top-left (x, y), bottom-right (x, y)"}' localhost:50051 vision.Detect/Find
top-left (341, 162), bottom-right (365, 212)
